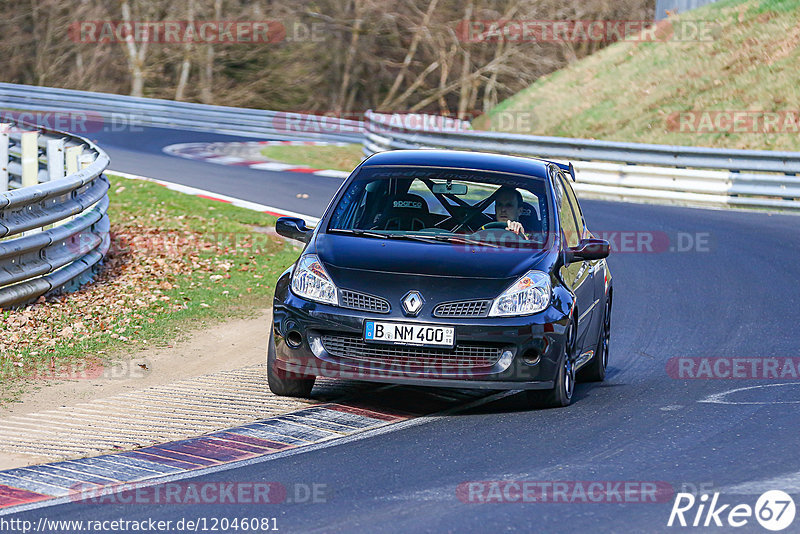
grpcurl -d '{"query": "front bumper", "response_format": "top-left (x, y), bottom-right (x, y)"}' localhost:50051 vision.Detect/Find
top-left (273, 290), bottom-right (571, 391)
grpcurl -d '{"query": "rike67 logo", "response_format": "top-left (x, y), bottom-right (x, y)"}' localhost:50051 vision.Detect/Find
top-left (668, 490), bottom-right (796, 531)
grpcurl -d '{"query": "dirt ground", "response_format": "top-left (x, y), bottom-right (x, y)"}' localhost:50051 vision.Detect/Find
top-left (0, 310), bottom-right (278, 470)
top-left (0, 309), bottom-right (272, 418)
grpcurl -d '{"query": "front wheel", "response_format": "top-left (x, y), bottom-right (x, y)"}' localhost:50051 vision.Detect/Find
top-left (577, 292), bottom-right (611, 383)
top-left (267, 330), bottom-right (315, 397)
top-left (526, 320), bottom-right (575, 408)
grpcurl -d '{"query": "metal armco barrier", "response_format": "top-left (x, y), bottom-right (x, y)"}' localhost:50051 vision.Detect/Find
top-left (363, 111), bottom-right (800, 211)
top-left (3, 85), bottom-right (797, 212)
top-left (0, 83), bottom-right (363, 143)
top-left (0, 121), bottom-right (110, 308)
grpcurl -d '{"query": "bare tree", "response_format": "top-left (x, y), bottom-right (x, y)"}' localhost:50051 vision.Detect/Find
top-left (0, 0), bottom-right (656, 113)
top-left (200, 0), bottom-right (223, 104)
top-left (175, 0), bottom-right (196, 101)
top-left (120, 0), bottom-right (149, 97)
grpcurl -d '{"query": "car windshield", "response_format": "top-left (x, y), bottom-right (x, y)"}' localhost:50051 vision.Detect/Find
top-left (326, 165), bottom-right (551, 249)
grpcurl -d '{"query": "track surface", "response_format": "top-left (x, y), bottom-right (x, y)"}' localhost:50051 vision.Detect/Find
top-left (89, 126), bottom-right (338, 217)
top-left (9, 126), bottom-right (800, 532)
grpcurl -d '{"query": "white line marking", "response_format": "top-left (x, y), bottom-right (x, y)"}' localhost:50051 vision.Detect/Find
top-left (699, 382), bottom-right (800, 405)
top-left (722, 470), bottom-right (800, 494)
top-left (248, 162), bottom-right (298, 171)
top-left (313, 169), bottom-right (350, 179)
top-left (204, 156), bottom-right (244, 164)
top-left (109, 170), bottom-right (320, 224)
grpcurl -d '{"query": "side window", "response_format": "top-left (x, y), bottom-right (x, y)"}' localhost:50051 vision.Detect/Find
top-left (555, 176), bottom-right (580, 248)
top-left (559, 173), bottom-right (585, 236)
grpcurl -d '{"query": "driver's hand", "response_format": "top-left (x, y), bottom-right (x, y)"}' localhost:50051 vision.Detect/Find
top-left (506, 220), bottom-right (524, 235)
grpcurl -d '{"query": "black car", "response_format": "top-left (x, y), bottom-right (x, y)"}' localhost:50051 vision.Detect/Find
top-left (270, 150), bottom-right (612, 407)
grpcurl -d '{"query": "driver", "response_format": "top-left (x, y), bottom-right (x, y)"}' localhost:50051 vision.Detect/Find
top-left (492, 186), bottom-right (525, 235)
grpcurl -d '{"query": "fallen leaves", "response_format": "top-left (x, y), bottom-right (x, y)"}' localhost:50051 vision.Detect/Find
top-left (0, 222), bottom-right (270, 371)
top-left (0, 178), bottom-right (295, 391)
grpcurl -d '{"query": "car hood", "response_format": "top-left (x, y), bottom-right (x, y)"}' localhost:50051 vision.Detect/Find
top-left (314, 232), bottom-right (555, 283)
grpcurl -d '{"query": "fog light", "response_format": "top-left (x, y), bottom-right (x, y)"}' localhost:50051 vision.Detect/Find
top-left (498, 350), bottom-right (514, 370)
top-left (286, 330), bottom-right (303, 348)
top-left (522, 349), bottom-right (541, 366)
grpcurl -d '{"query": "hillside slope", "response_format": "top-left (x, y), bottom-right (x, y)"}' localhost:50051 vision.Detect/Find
top-left (475, 0), bottom-right (800, 151)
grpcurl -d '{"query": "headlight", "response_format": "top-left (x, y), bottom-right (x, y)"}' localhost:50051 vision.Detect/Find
top-left (291, 254), bottom-right (338, 305)
top-left (489, 270), bottom-right (551, 317)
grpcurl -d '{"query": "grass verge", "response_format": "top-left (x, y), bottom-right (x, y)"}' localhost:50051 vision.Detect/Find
top-left (473, 0), bottom-right (800, 152)
top-left (0, 175), bottom-right (301, 404)
top-left (260, 143), bottom-right (363, 172)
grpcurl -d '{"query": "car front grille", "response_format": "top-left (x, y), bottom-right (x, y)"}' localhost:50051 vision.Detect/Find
top-left (339, 289), bottom-right (391, 313)
top-left (321, 333), bottom-right (502, 370)
top-left (433, 299), bottom-right (491, 318)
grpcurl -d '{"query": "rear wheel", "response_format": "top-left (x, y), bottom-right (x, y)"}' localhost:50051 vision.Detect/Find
top-left (267, 330), bottom-right (315, 397)
top-left (526, 320), bottom-right (576, 408)
top-left (577, 292), bottom-right (611, 383)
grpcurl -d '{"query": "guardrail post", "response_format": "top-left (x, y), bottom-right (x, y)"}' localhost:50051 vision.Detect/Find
top-left (65, 145), bottom-right (81, 175)
top-left (80, 153), bottom-right (93, 169)
top-left (0, 123), bottom-right (9, 192)
top-left (46, 138), bottom-right (65, 182)
top-left (21, 131), bottom-right (38, 187)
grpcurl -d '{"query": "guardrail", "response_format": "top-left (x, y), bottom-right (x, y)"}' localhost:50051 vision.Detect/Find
top-left (0, 83), bottom-right (363, 144)
top-left (0, 121), bottom-right (110, 309)
top-left (363, 111), bottom-right (800, 211)
top-left (4, 85), bottom-right (798, 212)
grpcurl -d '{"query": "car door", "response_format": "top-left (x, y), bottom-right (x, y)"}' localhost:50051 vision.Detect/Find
top-left (554, 171), bottom-right (596, 354)
top-left (559, 172), bottom-right (605, 352)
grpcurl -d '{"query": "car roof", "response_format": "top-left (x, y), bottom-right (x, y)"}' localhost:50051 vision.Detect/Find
top-left (360, 150), bottom-right (553, 180)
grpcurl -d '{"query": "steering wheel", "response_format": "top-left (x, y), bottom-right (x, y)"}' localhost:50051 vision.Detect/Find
top-left (471, 221), bottom-right (519, 240)
top-left (480, 221), bottom-right (516, 231)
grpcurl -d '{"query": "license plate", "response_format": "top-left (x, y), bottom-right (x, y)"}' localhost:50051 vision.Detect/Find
top-left (364, 321), bottom-right (455, 348)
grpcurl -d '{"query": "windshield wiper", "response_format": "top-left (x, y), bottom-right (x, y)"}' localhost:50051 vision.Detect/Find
top-left (330, 229), bottom-right (501, 248)
top-left (394, 233), bottom-right (500, 248)
top-left (329, 228), bottom-right (389, 239)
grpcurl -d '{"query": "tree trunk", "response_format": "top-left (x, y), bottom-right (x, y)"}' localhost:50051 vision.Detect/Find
top-left (379, 0), bottom-right (440, 110)
top-left (200, 0), bottom-right (222, 104)
top-left (120, 0), bottom-right (148, 97)
top-left (175, 0), bottom-right (196, 101)
top-left (336, 0), bottom-right (365, 113)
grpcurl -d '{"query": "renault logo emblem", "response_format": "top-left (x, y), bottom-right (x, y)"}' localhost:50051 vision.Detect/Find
top-left (402, 291), bottom-right (424, 316)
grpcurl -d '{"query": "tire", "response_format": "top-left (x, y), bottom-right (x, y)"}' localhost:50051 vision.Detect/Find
top-left (267, 329), bottom-right (315, 398)
top-left (526, 320), bottom-right (576, 409)
top-left (577, 291), bottom-right (611, 383)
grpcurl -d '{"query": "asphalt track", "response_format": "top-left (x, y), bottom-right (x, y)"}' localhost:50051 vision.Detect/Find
top-left (7, 126), bottom-right (800, 532)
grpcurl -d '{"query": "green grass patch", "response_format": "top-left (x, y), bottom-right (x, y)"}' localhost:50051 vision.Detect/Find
top-left (751, 0), bottom-right (800, 13)
top-left (477, 0), bottom-right (800, 151)
top-left (260, 143), bottom-right (363, 172)
top-left (0, 175), bottom-right (302, 404)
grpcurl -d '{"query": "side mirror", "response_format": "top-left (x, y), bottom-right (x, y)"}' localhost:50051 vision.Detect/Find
top-left (276, 217), bottom-right (312, 243)
top-left (566, 238), bottom-right (609, 263)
